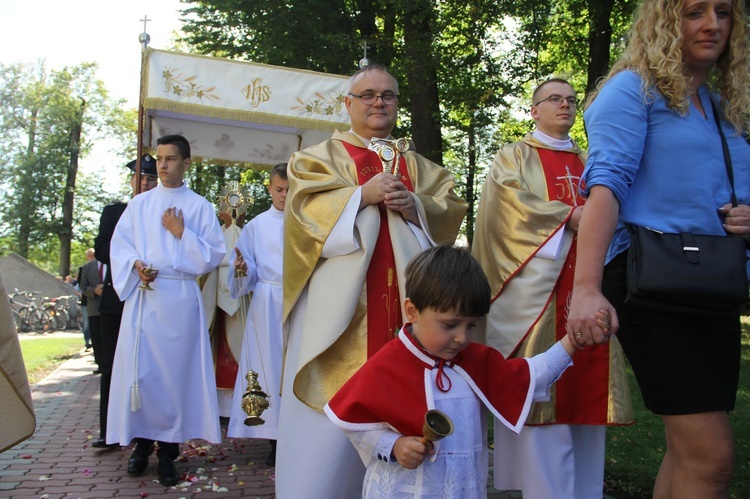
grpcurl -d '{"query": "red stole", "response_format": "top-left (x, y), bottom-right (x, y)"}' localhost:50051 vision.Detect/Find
top-left (342, 142), bottom-right (414, 358)
top-left (213, 312), bottom-right (239, 389)
top-left (537, 148), bottom-right (610, 424)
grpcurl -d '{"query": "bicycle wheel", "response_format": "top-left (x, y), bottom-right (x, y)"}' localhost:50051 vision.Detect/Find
top-left (32, 309), bottom-right (53, 333)
top-left (57, 309), bottom-right (70, 330)
top-left (12, 309), bottom-right (23, 333)
top-left (17, 308), bottom-right (32, 332)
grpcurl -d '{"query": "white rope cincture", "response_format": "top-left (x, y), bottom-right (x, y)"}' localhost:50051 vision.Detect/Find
top-left (130, 289), bottom-right (145, 411)
top-left (130, 273), bottom-right (194, 412)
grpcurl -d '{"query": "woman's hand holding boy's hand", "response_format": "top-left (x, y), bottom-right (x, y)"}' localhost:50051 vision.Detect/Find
top-left (562, 308), bottom-right (613, 354)
top-left (393, 436), bottom-right (433, 469)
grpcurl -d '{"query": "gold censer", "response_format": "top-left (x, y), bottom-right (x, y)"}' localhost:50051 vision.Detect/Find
top-left (241, 369), bottom-right (271, 426)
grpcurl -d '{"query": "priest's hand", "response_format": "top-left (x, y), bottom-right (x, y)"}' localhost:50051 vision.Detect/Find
top-left (392, 436), bottom-right (432, 469)
top-left (567, 206), bottom-right (583, 233)
top-left (360, 172), bottom-right (396, 208)
top-left (134, 260), bottom-right (158, 284)
top-left (384, 182), bottom-right (419, 226)
top-left (234, 248), bottom-right (248, 274)
top-left (162, 207), bottom-right (185, 240)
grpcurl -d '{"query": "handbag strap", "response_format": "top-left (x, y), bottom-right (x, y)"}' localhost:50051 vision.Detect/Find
top-left (709, 98), bottom-right (738, 207)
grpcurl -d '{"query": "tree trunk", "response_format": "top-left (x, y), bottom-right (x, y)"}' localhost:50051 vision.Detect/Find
top-left (465, 120), bottom-right (477, 247)
top-left (59, 98), bottom-right (85, 278)
top-left (402, 1), bottom-right (443, 165)
top-left (586, 0), bottom-right (615, 96)
top-left (193, 161), bottom-right (204, 195)
top-left (18, 109), bottom-right (39, 259)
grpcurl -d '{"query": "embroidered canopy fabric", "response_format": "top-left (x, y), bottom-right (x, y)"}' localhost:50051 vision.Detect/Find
top-left (141, 49), bottom-right (350, 166)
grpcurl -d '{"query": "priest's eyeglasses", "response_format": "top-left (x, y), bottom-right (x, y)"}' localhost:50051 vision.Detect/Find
top-left (533, 94), bottom-right (578, 107)
top-left (349, 92), bottom-right (399, 106)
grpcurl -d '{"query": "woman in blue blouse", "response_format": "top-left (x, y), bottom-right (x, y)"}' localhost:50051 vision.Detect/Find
top-left (567, 0), bottom-right (750, 497)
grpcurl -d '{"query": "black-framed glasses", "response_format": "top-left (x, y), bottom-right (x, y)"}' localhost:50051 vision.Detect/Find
top-left (533, 94), bottom-right (578, 107)
top-left (348, 92), bottom-right (399, 106)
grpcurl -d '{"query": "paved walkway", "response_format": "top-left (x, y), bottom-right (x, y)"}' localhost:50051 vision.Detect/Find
top-left (0, 346), bottom-right (524, 498)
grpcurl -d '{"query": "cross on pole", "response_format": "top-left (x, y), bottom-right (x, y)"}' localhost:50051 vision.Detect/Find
top-left (359, 41), bottom-right (370, 68)
top-left (140, 15), bottom-right (152, 33)
top-left (139, 15), bottom-right (152, 49)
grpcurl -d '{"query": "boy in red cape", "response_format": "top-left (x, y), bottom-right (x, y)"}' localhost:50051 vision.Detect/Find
top-left (325, 245), bottom-right (590, 498)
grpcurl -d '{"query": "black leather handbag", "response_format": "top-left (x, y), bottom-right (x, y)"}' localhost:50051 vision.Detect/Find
top-left (625, 100), bottom-right (749, 314)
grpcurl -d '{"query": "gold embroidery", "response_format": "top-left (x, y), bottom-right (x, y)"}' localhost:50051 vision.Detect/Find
top-left (242, 78), bottom-right (271, 108)
top-left (382, 267), bottom-right (400, 338)
top-left (162, 67), bottom-right (220, 101)
top-left (554, 165), bottom-right (581, 206)
top-left (291, 92), bottom-right (345, 116)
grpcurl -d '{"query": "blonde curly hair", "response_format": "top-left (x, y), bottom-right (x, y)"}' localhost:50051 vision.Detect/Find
top-left (587, 0), bottom-right (750, 133)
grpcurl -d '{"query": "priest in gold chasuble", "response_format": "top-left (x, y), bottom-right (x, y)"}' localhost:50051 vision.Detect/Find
top-left (276, 64), bottom-right (467, 498)
top-left (472, 79), bottom-right (632, 499)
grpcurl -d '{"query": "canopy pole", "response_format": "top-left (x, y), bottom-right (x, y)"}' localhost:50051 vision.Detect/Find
top-left (135, 15), bottom-right (152, 196)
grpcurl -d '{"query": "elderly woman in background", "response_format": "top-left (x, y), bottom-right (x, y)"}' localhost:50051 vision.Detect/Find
top-left (567, 0), bottom-right (750, 497)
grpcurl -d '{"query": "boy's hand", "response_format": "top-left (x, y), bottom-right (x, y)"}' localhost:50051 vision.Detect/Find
top-left (234, 247), bottom-right (248, 274)
top-left (134, 260), bottom-right (158, 283)
top-left (162, 207), bottom-right (185, 239)
top-left (392, 436), bottom-right (432, 469)
top-left (594, 309), bottom-right (611, 336)
top-left (567, 307), bottom-right (613, 352)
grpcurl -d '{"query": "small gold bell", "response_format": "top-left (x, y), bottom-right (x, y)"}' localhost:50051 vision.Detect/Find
top-left (241, 369), bottom-right (270, 426)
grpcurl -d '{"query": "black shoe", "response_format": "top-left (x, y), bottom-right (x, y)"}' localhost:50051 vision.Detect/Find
top-left (92, 437), bottom-right (118, 449)
top-left (127, 441), bottom-right (154, 476)
top-left (158, 456), bottom-right (179, 486)
top-left (127, 454), bottom-right (149, 475)
top-left (265, 440), bottom-right (277, 468)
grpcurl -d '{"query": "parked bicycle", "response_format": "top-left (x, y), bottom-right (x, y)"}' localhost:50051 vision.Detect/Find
top-left (42, 296), bottom-right (71, 331)
top-left (8, 290), bottom-right (53, 333)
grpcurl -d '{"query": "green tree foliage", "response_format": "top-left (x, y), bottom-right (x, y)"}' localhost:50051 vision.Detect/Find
top-left (185, 160), bottom-right (275, 224)
top-left (180, 0), bottom-right (364, 74)
top-left (0, 62), bottom-right (132, 276)
top-left (177, 0), bottom-right (641, 245)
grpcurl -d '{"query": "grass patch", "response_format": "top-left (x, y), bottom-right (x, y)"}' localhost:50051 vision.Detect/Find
top-left (604, 317), bottom-right (750, 498)
top-left (19, 337), bottom-right (84, 385)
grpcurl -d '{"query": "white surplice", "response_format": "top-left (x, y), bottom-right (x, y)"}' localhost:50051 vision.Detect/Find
top-left (226, 206), bottom-right (285, 439)
top-left (107, 183), bottom-right (225, 445)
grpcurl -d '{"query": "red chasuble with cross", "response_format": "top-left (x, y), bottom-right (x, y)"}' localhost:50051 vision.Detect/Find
top-left (342, 142), bottom-right (414, 358)
top-left (536, 148), bottom-right (611, 424)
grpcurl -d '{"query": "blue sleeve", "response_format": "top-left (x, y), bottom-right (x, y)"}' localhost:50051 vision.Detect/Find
top-left (582, 71), bottom-right (650, 207)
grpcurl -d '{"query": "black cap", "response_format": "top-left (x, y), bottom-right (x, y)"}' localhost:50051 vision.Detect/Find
top-left (124, 154), bottom-right (157, 176)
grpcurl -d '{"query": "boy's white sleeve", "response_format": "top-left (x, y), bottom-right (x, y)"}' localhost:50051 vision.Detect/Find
top-left (342, 428), bottom-right (400, 467)
top-left (526, 340), bottom-right (573, 402)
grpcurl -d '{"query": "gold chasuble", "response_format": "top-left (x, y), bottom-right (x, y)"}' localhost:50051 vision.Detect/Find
top-left (473, 134), bottom-right (632, 426)
top-left (284, 130), bottom-right (467, 411)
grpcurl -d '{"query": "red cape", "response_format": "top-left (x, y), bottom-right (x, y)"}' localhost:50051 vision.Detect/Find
top-left (325, 328), bottom-right (534, 436)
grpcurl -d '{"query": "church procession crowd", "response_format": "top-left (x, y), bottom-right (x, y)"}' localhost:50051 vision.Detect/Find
top-left (3, 0), bottom-right (750, 498)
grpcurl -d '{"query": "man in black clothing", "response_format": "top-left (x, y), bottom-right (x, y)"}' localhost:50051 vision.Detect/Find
top-left (91, 155), bottom-right (158, 457)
